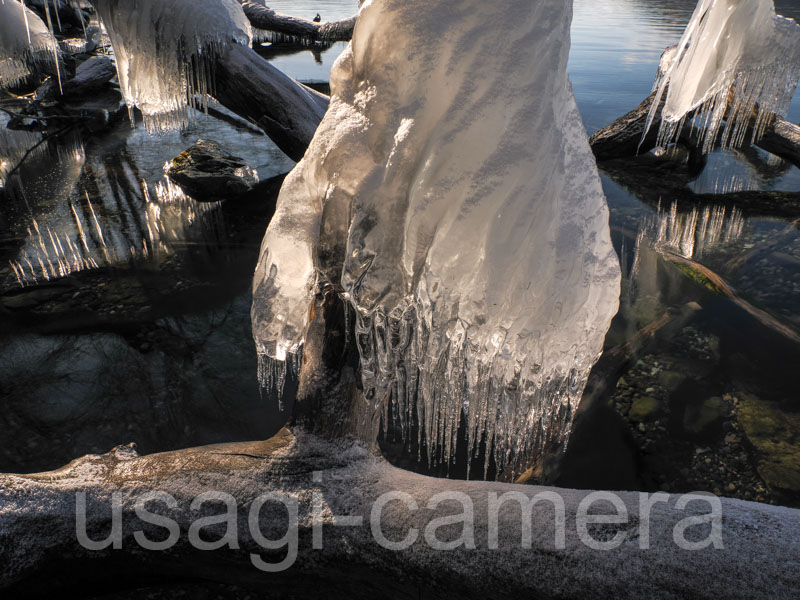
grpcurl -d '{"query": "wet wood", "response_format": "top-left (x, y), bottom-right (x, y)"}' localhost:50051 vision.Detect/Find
top-left (213, 42), bottom-right (329, 161)
top-left (240, 1), bottom-right (357, 42)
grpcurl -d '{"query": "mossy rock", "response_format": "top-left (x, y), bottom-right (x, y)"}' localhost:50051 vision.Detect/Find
top-left (683, 396), bottom-right (727, 434)
top-left (167, 139), bottom-right (253, 201)
top-left (629, 396), bottom-right (661, 422)
top-left (658, 370), bottom-right (687, 393)
top-left (738, 392), bottom-right (800, 495)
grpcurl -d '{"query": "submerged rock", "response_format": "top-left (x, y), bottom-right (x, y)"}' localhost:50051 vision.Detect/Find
top-left (737, 392), bottom-right (800, 496)
top-left (167, 139), bottom-right (256, 201)
top-left (657, 370), bottom-right (687, 393)
top-left (629, 395), bottom-right (661, 422)
top-left (684, 396), bottom-right (728, 435)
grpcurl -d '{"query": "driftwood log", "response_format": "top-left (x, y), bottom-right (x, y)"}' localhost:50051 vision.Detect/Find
top-left (2, 428), bottom-right (800, 598)
top-left (240, 0), bottom-right (357, 43)
top-left (589, 90), bottom-right (800, 171)
top-left (214, 42), bottom-right (329, 161)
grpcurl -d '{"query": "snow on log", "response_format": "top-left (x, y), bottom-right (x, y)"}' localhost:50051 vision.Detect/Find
top-left (1, 429), bottom-right (799, 598)
top-left (590, 90), bottom-right (800, 171)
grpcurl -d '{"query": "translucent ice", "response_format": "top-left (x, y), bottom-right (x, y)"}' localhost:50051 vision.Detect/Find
top-left (252, 0), bottom-right (620, 477)
top-left (0, 0), bottom-right (59, 89)
top-left (648, 0), bottom-right (800, 153)
top-left (91, 0), bottom-right (252, 132)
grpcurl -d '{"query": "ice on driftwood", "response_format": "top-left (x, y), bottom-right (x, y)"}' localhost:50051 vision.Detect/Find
top-left (648, 0), bottom-right (800, 153)
top-left (0, 0), bottom-right (59, 89)
top-left (91, 0), bottom-right (251, 132)
top-left (252, 0), bottom-right (620, 476)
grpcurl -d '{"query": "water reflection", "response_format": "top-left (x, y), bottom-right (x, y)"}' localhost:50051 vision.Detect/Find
top-left (637, 201), bottom-right (745, 261)
top-left (1, 106), bottom-right (293, 291)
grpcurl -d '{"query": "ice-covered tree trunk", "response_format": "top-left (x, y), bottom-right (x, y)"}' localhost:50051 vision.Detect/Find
top-left (90, 0), bottom-right (253, 132)
top-left (252, 0), bottom-right (621, 477)
top-left (0, 0), bottom-right (61, 89)
top-left (647, 0), bottom-right (800, 152)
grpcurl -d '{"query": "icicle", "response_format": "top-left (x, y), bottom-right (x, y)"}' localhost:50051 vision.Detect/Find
top-left (0, 0), bottom-right (59, 89)
top-left (647, 0), bottom-right (800, 153)
top-left (91, 0), bottom-right (251, 132)
top-left (251, 0), bottom-right (620, 478)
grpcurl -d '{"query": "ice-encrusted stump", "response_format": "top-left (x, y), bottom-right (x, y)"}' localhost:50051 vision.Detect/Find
top-left (252, 0), bottom-right (621, 476)
top-left (0, 0), bottom-right (60, 89)
top-left (1, 431), bottom-right (800, 598)
top-left (647, 0), bottom-right (800, 153)
top-left (90, 0), bottom-right (253, 132)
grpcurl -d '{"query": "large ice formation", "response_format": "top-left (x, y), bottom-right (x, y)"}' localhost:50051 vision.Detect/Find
top-left (0, 0), bottom-right (60, 89)
top-left (91, 0), bottom-right (251, 132)
top-left (648, 0), bottom-right (800, 153)
top-left (252, 0), bottom-right (620, 476)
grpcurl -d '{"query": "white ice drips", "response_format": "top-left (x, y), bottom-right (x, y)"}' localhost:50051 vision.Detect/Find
top-left (0, 0), bottom-right (60, 89)
top-left (647, 0), bottom-right (800, 154)
top-left (90, 0), bottom-right (252, 132)
top-left (252, 0), bottom-right (620, 478)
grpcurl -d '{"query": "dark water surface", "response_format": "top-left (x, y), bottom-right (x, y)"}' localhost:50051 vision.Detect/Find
top-left (1, 0), bottom-right (799, 507)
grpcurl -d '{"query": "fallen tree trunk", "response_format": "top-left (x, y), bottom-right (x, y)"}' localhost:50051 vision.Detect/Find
top-left (589, 91), bottom-right (800, 171)
top-left (2, 428), bottom-right (799, 599)
top-left (240, 1), bottom-right (357, 42)
top-left (213, 42), bottom-right (329, 161)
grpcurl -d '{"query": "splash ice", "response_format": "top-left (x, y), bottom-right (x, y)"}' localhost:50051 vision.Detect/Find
top-left (648, 0), bottom-right (800, 153)
top-left (252, 0), bottom-right (620, 477)
top-left (0, 0), bottom-right (59, 89)
top-left (91, 0), bottom-right (251, 132)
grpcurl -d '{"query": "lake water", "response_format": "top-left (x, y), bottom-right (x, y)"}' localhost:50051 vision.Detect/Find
top-left (2, 0), bottom-right (800, 506)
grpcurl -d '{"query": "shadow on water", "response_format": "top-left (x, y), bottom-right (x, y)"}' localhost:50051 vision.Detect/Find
top-left (0, 109), bottom-right (295, 473)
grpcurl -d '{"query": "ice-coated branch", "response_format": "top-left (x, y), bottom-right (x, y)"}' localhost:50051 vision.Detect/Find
top-left (240, 0), bottom-right (357, 43)
top-left (646, 0), bottom-right (800, 153)
top-left (1, 430), bottom-right (799, 598)
top-left (589, 88), bottom-right (800, 171)
top-left (0, 0), bottom-right (61, 89)
top-left (89, 0), bottom-right (252, 132)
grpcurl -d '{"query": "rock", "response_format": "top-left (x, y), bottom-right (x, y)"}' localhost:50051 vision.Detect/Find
top-left (629, 396), bottom-right (661, 422)
top-left (737, 392), bottom-right (800, 496)
top-left (684, 396), bottom-right (727, 434)
top-left (167, 139), bottom-right (256, 201)
top-left (658, 370), bottom-right (687, 393)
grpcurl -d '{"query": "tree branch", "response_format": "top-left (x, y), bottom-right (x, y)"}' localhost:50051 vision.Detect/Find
top-left (240, 1), bottom-right (357, 43)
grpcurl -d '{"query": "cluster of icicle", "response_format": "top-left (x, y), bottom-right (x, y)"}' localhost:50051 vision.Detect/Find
top-left (0, 0), bottom-right (61, 89)
top-left (91, 0), bottom-right (251, 133)
top-left (648, 0), bottom-right (800, 154)
top-left (251, 0), bottom-right (621, 478)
